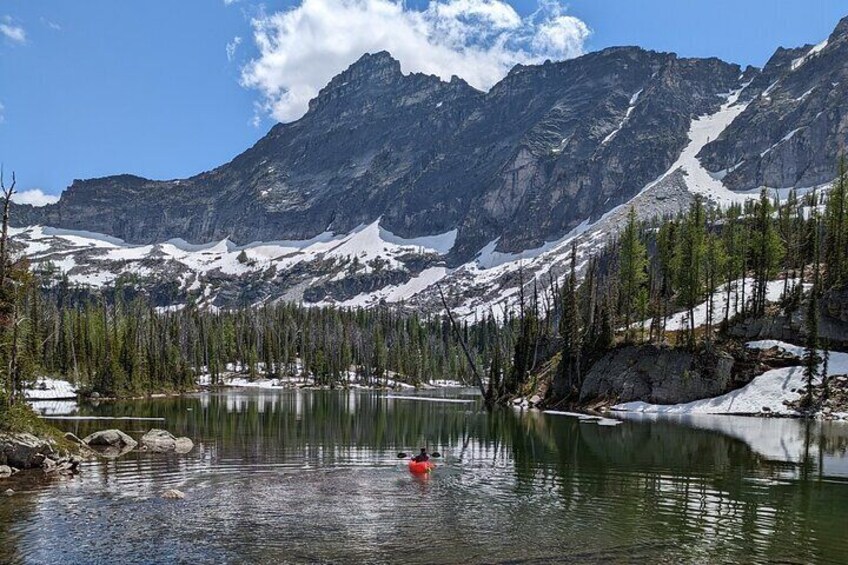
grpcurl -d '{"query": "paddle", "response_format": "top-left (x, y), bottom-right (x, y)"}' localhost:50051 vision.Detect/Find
top-left (397, 451), bottom-right (441, 459)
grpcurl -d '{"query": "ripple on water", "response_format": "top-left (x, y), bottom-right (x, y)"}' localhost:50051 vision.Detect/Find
top-left (3, 390), bottom-right (848, 564)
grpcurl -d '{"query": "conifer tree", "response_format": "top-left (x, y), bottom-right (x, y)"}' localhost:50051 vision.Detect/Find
top-left (618, 207), bottom-right (648, 342)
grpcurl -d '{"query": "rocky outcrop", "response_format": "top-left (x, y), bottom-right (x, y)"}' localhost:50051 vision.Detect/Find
top-left (787, 374), bottom-right (848, 419)
top-left (0, 432), bottom-right (81, 474)
top-left (140, 429), bottom-right (193, 454)
top-left (579, 345), bottom-right (736, 405)
top-left (728, 303), bottom-right (848, 349)
top-left (822, 286), bottom-right (848, 324)
top-left (699, 16), bottom-right (848, 191)
top-left (0, 432), bottom-right (56, 469)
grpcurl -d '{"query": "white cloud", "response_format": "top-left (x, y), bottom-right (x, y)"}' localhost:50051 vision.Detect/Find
top-left (240, 0), bottom-right (590, 122)
top-left (12, 189), bottom-right (60, 207)
top-left (224, 0), bottom-right (239, 5)
top-left (226, 36), bottom-right (242, 62)
top-left (0, 101), bottom-right (5, 124)
top-left (1, 16), bottom-right (26, 44)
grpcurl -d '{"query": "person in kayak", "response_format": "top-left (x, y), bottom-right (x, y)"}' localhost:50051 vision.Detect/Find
top-left (411, 448), bottom-right (429, 463)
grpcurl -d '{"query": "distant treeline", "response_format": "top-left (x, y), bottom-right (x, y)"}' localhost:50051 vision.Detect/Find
top-left (2, 160), bottom-right (847, 405)
top-left (14, 283), bottom-right (516, 397)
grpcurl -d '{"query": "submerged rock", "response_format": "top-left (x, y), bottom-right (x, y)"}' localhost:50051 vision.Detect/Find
top-left (140, 429), bottom-right (194, 454)
top-left (161, 489), bottom-right (185, 500)
top-left (82, 429), bottom-right (137, 459)
top-left (4, 488), bottom-right (13, 496)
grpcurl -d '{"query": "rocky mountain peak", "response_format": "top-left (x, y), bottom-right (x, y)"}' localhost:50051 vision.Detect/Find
top-left (11, 14), bottom-right (848, 311)
top-left (831, 15), bottom-right (848, 40)
top-left (308, 51), bottom-right (405, 112)
top-left (345, 50), bottom-right (402, 78)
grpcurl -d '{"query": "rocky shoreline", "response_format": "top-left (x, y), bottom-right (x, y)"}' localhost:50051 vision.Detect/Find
top-left (510, 339), bottom-right (848, 421)
top-left (0, 427), bottom-right (195, 496)
top-left (0, 431), bottom-right (82, 494)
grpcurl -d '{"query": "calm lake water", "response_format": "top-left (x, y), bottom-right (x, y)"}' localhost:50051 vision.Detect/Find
top-left (2, 389), bottom-right (848, 564)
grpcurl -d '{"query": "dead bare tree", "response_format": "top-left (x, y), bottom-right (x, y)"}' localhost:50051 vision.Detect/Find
top-left (437, 283), bottom-right (490, 408)
top-left (0, 166), bottom-right (16, 286)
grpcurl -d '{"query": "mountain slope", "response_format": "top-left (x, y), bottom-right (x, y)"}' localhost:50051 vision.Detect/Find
top-left (699, 16), bottom-right (848, 190)
top-left (11, 15), bottom-right (848, 313)
top-left (13, 47), bottom-right (743, 261)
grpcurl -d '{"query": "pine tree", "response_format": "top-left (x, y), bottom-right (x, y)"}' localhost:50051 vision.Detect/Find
top-left (618, 207), bottom-right (648, 342)
top-left (675, 197), bottom-right (707, 346)
top-left (751, 189), bottom-right (784, 315)
top-left (824, 155), bottom-right (847, 288)
top-left (552, 243), bottom-right (581, 400)
top-left (803, 200), bottom-right (822, 409)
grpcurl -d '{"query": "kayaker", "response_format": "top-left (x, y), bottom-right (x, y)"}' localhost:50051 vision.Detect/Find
top-left (411, 448), bottom-right (429, 463)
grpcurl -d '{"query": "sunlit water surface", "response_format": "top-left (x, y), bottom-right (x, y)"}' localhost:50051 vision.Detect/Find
top-left (2, 389), bottom-right (848, 564)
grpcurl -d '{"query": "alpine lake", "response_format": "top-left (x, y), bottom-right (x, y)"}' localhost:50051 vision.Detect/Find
top-left (2, 388), bottom-right (847, 564)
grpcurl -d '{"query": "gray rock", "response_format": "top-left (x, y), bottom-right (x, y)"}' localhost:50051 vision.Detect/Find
top-left (0, 465), bottom-right (12, 478)
top-left (63, 432), bottom-right (85, 446)
top-left (140, 429), bottom-right (194, 454)
top-left (0, 432), bottom-right (55, 469)
top-left (578, 345), bottom-right (735, 405)
top-left (4, 488), bottom-right (13, 496)
top-left (82, 430), bottom-right (138, 450)
top-left (174, 438), bottom-right (194, 454)
top-left (161, 489), bottom-right (185, 500)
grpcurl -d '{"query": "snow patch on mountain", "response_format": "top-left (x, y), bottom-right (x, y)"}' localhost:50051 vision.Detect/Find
top-left (791, 38), bottom-right (829, 71)
top-left (602, 88), bottom-right (643, 145)
top-left (645, 88), bottom-right (753, 207)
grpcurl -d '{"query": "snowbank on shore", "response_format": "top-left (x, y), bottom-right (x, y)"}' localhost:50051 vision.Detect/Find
top-left (197, 370), bottom-right (465, 391)
top-left (612, 341), bottom-right (848, 417)
top-left (25, 377), bottom-right (78, 400)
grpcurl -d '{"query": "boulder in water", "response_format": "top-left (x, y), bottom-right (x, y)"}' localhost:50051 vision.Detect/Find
top-left (141, 429), bottom-right (194, 454)
top-left (0, 465), bottom-right (12, 478)
top-left (82, 430), bottom-right (137, 458)
top-left (161, 489), bottom-right (185, 500)
top-left (82, 429), bottom-right (137, 449)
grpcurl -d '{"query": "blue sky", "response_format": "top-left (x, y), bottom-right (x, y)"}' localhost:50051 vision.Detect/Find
top-left (0, 1), bottom-right (846, 201)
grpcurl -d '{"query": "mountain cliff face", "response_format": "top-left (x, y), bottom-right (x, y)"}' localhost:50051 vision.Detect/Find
top-left (699, 17), bottom-right (848, 190)
top-left (14, 47), bottom-right (744, 261)
top-left (10, 16), bottom-right (848, 312)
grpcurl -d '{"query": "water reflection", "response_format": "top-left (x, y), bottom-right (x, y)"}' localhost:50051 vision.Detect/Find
top-left (1, 390), bottom-right (847, 564)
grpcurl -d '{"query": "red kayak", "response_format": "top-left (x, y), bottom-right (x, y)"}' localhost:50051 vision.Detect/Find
top-left (408, 460), bottom-right (435, 474)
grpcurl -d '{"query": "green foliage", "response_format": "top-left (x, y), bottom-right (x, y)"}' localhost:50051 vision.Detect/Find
top-left (618, 207), bottom-right (649, 342)
top-left (824, 156), bottom-right (848, 288)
